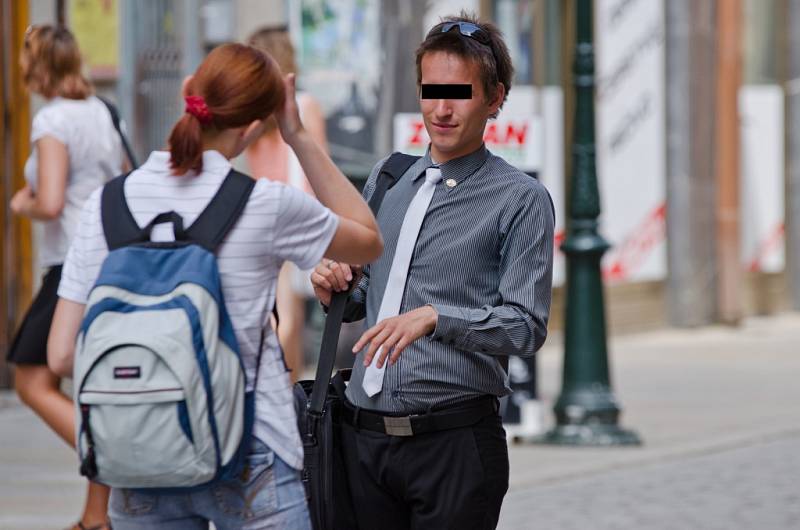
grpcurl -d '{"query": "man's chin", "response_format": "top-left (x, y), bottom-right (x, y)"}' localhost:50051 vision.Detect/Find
top-left (430, 139), bottom-right (459, 154)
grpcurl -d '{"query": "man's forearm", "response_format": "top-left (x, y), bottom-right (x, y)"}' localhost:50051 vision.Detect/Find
top-left (428, 303), bottom-right (547, 357)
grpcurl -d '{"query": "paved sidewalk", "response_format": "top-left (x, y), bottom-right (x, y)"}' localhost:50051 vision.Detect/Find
top-left (499, 313), bottom-right (800, 529)
top-left (1, 314), bottom-right (799, 529)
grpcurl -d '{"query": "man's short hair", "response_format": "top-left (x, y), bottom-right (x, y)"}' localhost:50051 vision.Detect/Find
top-left (415, 11), bottom-right (513, 118)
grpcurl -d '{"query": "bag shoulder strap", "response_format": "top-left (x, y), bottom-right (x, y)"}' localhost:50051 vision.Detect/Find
top-left (185, 169), bottom-right (255, 252)
top-left (97, 95), bottom-right (139, 169)
top-left (367, 152), bottom-right (420, 215)
top-left (308, 152), bottom-right (421, 415)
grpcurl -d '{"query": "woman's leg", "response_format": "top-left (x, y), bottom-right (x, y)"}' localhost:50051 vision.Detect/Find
top-left (76, 481), bottom-right (112, 528)
top-left (276, 264), bottom-right (306, 383)
top-left (14, 364), bottom-right (74, 444)
top-left (14, 365), bottom-right (111, 528)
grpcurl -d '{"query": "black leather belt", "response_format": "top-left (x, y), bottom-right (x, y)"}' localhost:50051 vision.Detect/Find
top-left (341, 396), bottom-right (498, 437)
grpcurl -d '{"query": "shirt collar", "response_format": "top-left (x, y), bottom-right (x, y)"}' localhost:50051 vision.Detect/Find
top-left (414, 144), bottom-right (489, 190)
top-left (141, 150), bottom-right (232, 175)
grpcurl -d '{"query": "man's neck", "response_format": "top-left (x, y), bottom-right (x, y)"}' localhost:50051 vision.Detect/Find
top-left (430, 142), bottom-right (484, 165)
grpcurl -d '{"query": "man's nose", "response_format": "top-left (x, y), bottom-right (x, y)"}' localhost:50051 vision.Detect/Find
top-left (434, 99), bottom-right (453, 116)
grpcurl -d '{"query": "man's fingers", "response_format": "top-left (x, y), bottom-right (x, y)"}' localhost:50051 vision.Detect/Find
top-left (328, 262), bottom-right (351, 291)
top-left (376, 332), bottom-right (404, 368)
top-left (353, 323), bottom-right (382, 353)
top-left (389, 337), bottom-right (411, 366)
top-left (310, 271), bottom-right (332, 291)
top-left (364, 327), bottom-right (393, 366)
top-left (376, 332), bottom-right (403, 368)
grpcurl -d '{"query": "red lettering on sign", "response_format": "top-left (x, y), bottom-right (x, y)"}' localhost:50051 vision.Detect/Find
top-left (748, 222), bottom-right (785, 272)
top-left (483, 123), bottom-right (499, 144)
top-left (602, 203), bottom-right (666, 282)
top-left (505, 123), bottom-right (527, 145)
top-left (408, 122), bottom-right (426, 146)
top-left (482, 122), bottom-right (528, 145)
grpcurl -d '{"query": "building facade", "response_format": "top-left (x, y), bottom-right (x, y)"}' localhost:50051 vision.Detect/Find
top-left (2, 0), bottom-right (797, 386)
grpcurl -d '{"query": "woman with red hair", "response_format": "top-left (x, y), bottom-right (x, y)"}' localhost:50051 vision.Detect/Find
top-left (48, 42), bottom-right (382, 529)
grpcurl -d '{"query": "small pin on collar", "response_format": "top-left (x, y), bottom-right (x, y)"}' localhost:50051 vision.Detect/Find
top-left (445, 178), bottom-right (457, 188)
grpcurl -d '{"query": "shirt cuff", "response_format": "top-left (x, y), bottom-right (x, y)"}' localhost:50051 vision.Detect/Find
top-left (429, 304), bottom-right (470, 344)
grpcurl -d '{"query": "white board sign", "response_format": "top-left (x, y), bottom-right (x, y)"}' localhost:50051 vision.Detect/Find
top-left (392, 115), bottom-right (542, 172)
top-left (595, 0), bottom-right (667, 283)
top-left (740, 85), bottom-right (785, 273)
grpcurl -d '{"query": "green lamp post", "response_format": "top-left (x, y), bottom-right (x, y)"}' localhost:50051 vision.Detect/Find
top-left (538, 0), bottom-right (641, 446)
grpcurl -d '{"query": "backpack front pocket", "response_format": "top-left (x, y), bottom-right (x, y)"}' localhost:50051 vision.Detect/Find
top-left (78, 344), bottom-right (217, 488)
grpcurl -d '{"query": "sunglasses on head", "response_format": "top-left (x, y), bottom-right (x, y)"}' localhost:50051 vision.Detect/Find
top-left (440, 21), bottom-right (491, 46)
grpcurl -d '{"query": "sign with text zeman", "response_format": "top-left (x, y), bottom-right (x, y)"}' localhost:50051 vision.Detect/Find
top-left (595, 0), bottom-right (667, 283)
top-left (392, 115), bottom-right (542, 172)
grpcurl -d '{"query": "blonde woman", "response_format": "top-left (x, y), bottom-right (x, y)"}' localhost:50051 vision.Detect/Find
top-left (8, 25), bottom-right (123, 530)
top-left (244, 26), bottom-right (328, 382)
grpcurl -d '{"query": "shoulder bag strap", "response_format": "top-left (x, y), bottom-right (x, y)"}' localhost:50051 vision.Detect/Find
top-left (308, 152), bottom-right (421, 415)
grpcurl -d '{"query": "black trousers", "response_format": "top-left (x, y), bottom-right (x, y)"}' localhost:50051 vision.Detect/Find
top-left (340, 410), bottom-right (509, 530)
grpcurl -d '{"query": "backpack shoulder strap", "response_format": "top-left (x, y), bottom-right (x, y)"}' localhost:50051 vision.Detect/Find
top-left (185, 169), bottom-right (255, 252)
top-left (101, 172), bottom-right (141, 251)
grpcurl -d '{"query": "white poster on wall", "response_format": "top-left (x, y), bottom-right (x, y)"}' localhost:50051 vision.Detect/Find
top-left (739, 85), bottom-right (785, 273)
top-left (595, 0), bottom-right (667, 284)
top-left (423, 0), bottom-right (480, 33)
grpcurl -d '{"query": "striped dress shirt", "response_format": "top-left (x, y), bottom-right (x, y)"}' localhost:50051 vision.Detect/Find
top-left (344, 144), bottom-right (555, 414)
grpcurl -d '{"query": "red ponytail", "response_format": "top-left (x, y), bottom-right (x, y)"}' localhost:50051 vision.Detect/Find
top-left (168, 43), bottom-right (286, 175)
top-left (167, 114), bottom-right (204, 176)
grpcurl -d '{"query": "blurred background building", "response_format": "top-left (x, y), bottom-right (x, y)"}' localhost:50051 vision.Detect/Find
top-left (1, 0), bottom-right (798, 388)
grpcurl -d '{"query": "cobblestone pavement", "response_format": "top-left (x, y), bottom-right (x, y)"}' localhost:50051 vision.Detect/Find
top-left (2, 314), bottom-right (800, 529)
top-left (499, 432), bottom-right (800, 530)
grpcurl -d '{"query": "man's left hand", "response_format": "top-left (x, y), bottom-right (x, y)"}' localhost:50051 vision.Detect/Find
top-left (353, 305), bottom-right (438, 369)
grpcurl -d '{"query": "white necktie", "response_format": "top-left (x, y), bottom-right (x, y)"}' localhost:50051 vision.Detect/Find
top-left (362, 167), bottom-right (443, 397)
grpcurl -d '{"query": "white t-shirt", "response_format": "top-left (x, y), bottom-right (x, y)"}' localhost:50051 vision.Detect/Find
top-left (58, 150), bottom-right (339, 470)
top-left (25, 96), bottom-right (123, 267)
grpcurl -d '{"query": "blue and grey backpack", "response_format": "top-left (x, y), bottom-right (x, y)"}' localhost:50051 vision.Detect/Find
top-left (74, 169), bottom-right (258, 489)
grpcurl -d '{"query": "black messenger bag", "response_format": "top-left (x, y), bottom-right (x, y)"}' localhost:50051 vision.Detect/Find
top-left (294, 152), bottom-right (420, 530)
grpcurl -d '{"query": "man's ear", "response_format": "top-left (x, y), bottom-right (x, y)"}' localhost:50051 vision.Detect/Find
top-left (181, 75), bottom-right (194, 98)
top-left (488, 83), bottom-right (506, 115)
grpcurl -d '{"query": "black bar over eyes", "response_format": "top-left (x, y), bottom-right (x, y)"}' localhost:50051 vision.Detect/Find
top-left (420, 84), bottom-right (472, 99)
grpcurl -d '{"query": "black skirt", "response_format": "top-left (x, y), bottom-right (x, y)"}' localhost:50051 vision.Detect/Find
top-left (6, 265), bottom-right (63, 366)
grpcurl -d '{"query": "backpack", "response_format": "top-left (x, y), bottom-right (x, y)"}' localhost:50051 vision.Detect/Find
top-left (74, 169), bottom-right (256, 490)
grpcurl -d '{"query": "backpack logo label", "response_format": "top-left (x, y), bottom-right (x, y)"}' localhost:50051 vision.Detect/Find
top-left (113, 366), bottom-right (141, 379)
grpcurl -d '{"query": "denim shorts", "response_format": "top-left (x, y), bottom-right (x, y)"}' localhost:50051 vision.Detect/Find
top-left (109, 438), bottom-right (311, 530)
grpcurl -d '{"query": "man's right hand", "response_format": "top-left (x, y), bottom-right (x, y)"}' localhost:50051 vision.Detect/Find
top-left (310, 259), bottom-right (363, 306)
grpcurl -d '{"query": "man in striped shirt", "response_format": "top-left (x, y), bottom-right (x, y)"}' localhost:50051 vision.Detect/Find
top-left (311, 13), bottom-right (554, 530)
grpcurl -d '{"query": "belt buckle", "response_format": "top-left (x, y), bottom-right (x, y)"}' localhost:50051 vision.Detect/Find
top-left (383, 415), bottom-right (414, 436)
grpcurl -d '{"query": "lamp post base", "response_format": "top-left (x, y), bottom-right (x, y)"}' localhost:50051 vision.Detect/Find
top-left (527, 423), bottom-right (642, 446)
